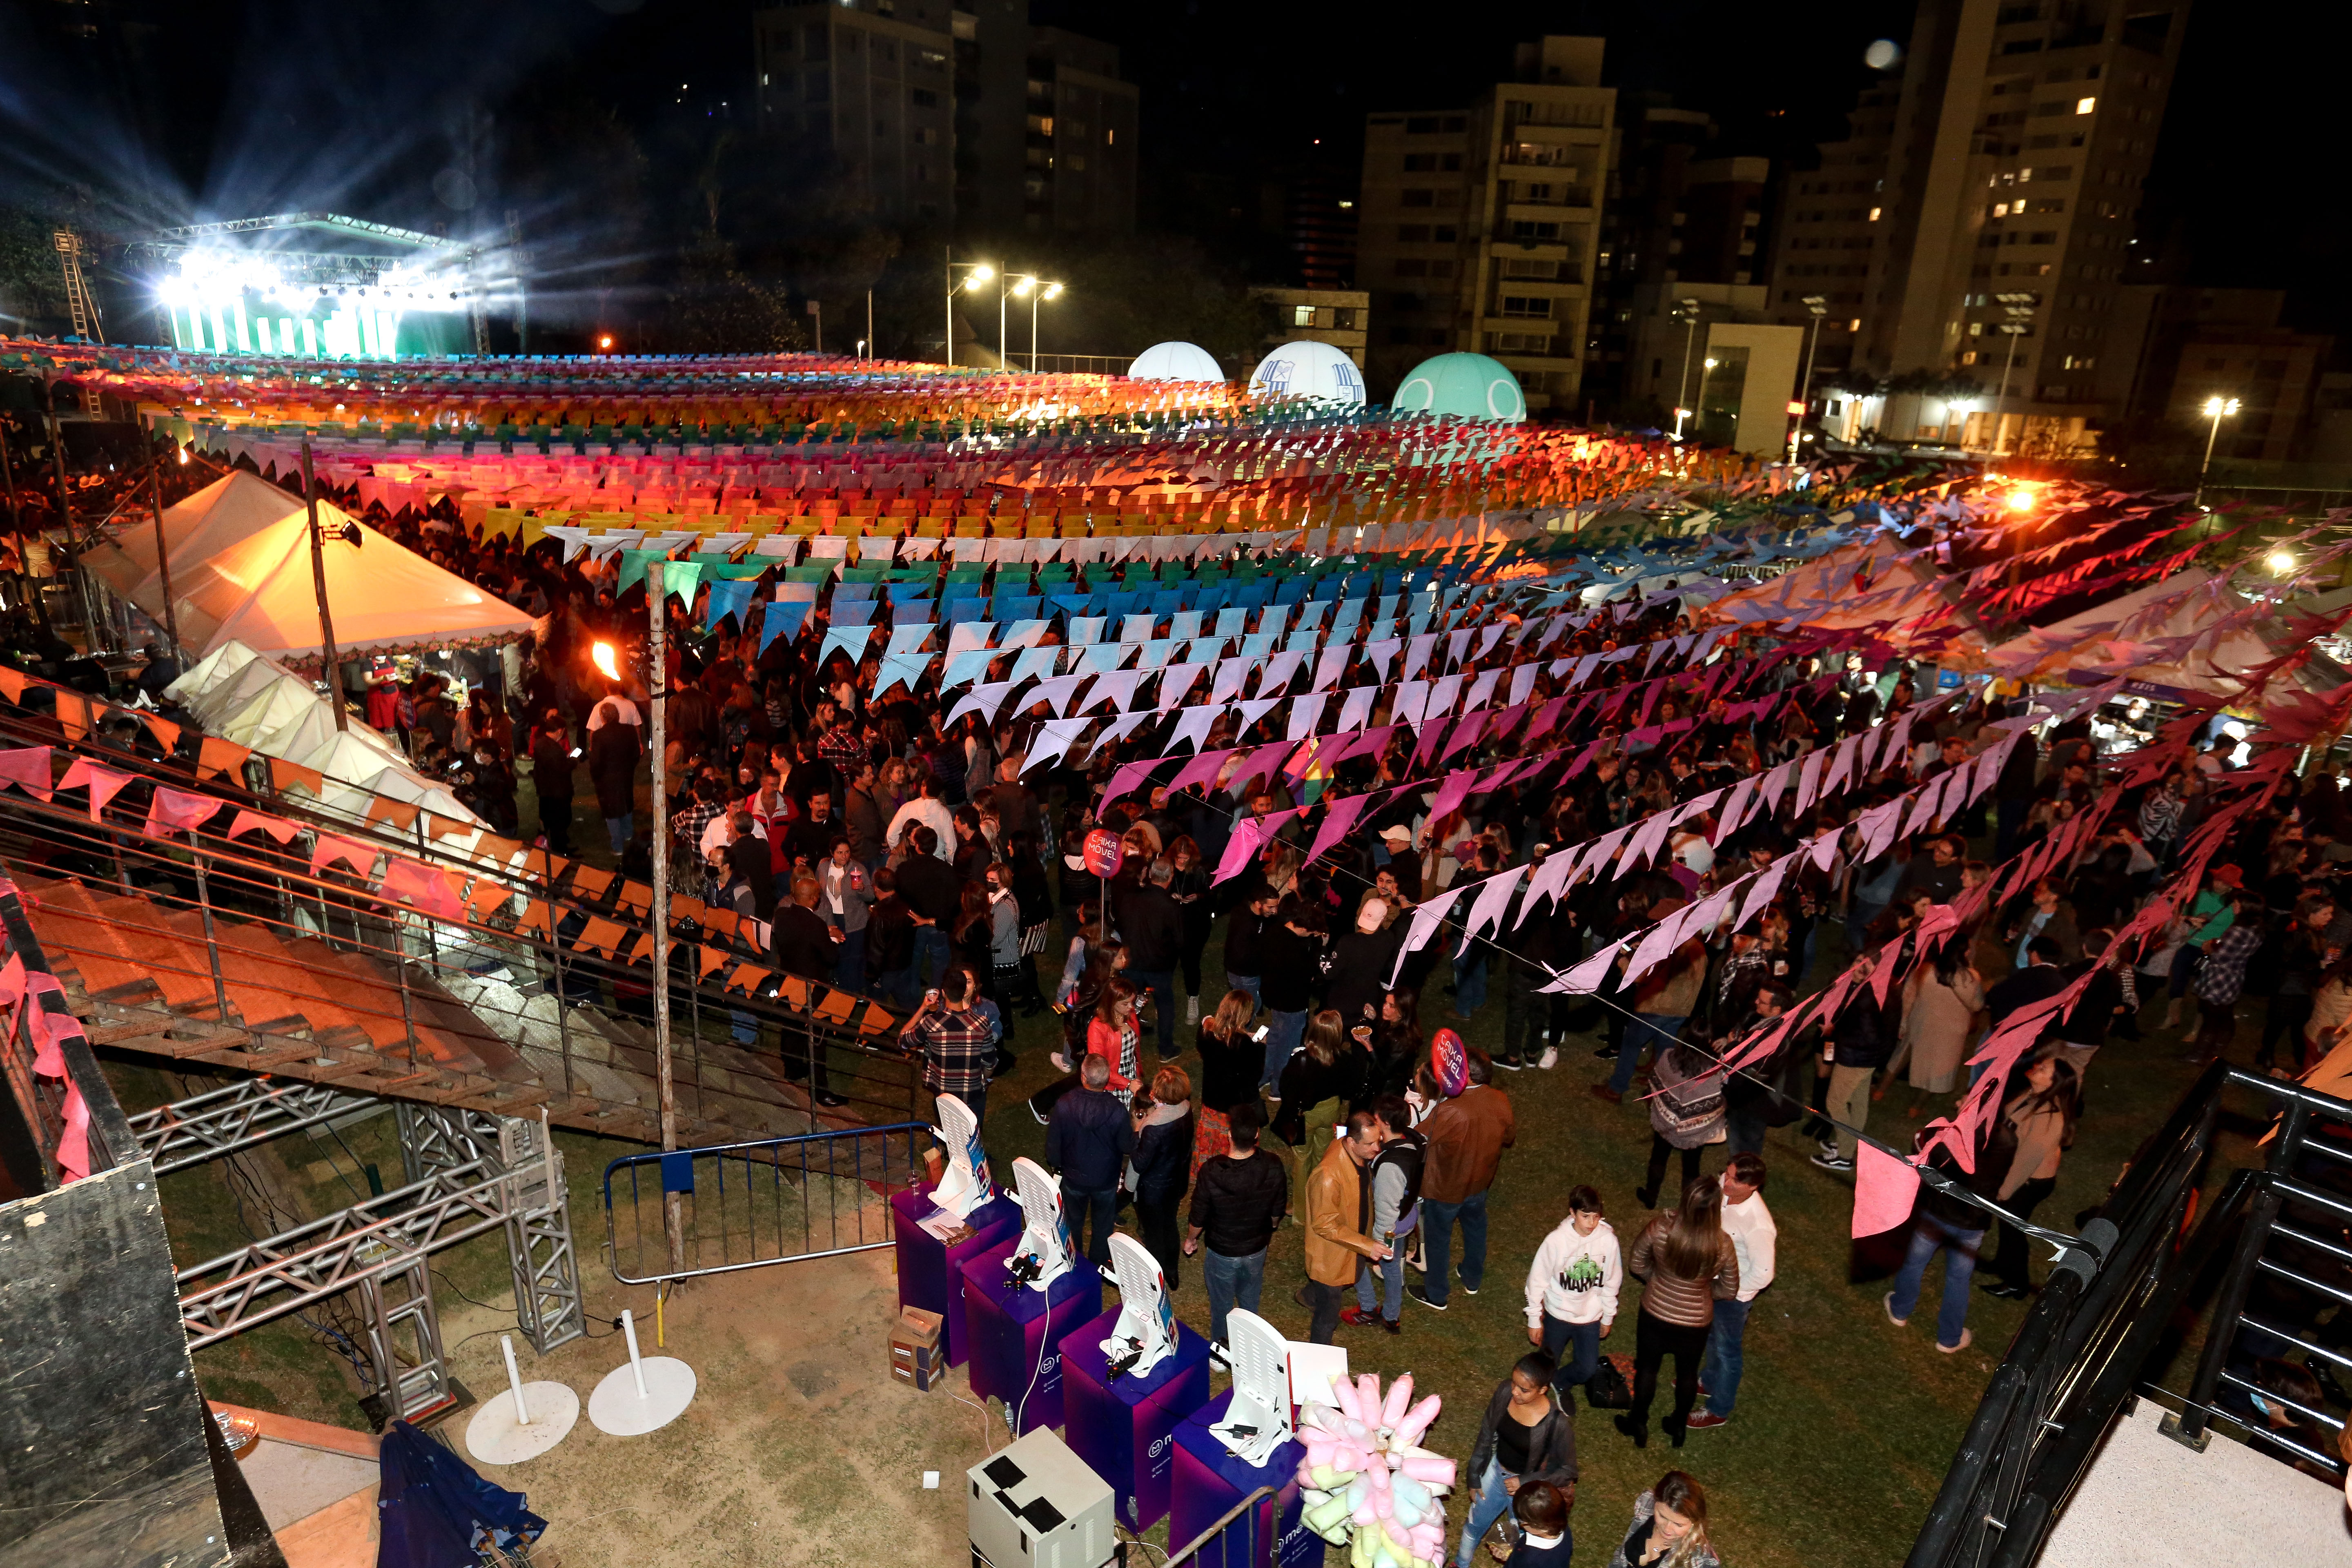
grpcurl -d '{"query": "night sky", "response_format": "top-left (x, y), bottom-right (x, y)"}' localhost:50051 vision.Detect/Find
top-left (0, 0), bottom-right (2343, 341)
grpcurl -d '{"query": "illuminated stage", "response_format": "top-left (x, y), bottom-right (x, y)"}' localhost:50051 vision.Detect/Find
top-left (129, 211), bottom-right (517, 361)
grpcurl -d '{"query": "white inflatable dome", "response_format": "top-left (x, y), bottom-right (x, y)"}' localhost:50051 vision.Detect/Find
top-left (1248, 340), bottom-right (1366, 405)
top-left (1127, 341), bottom-right (1225, 382)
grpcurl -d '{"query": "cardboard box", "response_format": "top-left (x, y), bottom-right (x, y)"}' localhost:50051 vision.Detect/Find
top-left (891, 1306), bottom-right (945, 1391)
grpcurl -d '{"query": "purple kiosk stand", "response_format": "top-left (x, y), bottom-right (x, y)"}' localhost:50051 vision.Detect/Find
top-left (1058, 1312), bottom-right (1214, 1532)
top-left (889, 1183), bottom-right (1020, 1368)
top-left (959, 1241), bottom-right (1103, 1433)
top-left (1168, 1389), bottom-right (1319, 1568)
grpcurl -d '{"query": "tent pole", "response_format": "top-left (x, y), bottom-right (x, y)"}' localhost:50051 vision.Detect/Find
top-left (647, 559), bottom-right (682, 1276)
top-left (300, 436), bottom-right (347, 731)
top-left (148, 443), bottom-right (181, 656)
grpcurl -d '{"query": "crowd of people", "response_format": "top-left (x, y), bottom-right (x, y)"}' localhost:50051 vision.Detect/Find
top-left (264, 495), bottom-right (2352, 1563)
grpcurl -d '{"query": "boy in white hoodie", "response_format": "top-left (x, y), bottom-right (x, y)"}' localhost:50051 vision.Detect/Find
top-left (1523, 1185), bottom-right (1623, 1403)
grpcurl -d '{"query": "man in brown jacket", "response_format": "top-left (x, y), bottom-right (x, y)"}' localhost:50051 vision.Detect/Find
top-left (1303, 1112), bottom-right (1392, 1344)
top-left (1410, 1052), bottom-right (1516, 1312)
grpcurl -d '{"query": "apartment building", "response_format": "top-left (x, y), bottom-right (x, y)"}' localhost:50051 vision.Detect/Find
top-left (1762, 0), bottom-right (2190, 453)
top-left (1356, 36), bottom-right (1616, 414)
top-left (753, 1), bottom-right (1135, 235)
top-left (1250, 287), bottom-right (1371, 369)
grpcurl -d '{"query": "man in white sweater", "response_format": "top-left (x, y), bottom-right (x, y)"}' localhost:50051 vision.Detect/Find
top-left (1522, 1185), bottom-right (1622, 1402)
top-left (1689, 1149), bottom-right (1777, 1430)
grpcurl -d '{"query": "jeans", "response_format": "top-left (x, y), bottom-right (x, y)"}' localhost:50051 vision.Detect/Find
top-left (1500, 959), bottom-right (1547, 1063)
top-left (914, 925), bottom-right (953, 987)
top-left (876, 966), bottom-right (920, 1010)
top-left (1700, 1296), bottom-right (1752, 1418)
top-left (1065, 1184), bottom-right (1118, 1267)
top-left (1356, 1247), bottom-right (1405, 1323)
top-left (1304, 1278), bottom-right (1345, 1344)
top-left (540, 797), bottom-right (573, 856)
top-left (1130, 967), bottom-right (1178, 1057)
top-left (1891, 1211), bottom-right (1987, 1349)
top-left (1630, 1310), bottom-right (1709, 1430)
top-left (1725, 1098), bottom-right (1768, 1158)
top-left (1610, 1013), bottom-right (1686, 1095)
top-left (1455, 1459), bottom-right (1513, 1568)
top-left (1138, 1192), bottom-right (1182, 1288)
top-left (834, 926), bottom-right (868, 994)
top-left (1540, 1313), bottom-right (1601, 1397)
top-left (1226, 972), bottom-right (1261, 1012)
top-left (1203, 1247), bottom-right (1266, 1345)
top-left (730, 1007), bottom-right (760, 1047)
top-left (604, 812), bottom-right (633, 854)
top-left (1643, 1134), bottom-right (1703, 1204)
top-left (1451, 951), bottom-right (1488, 1017)
top-left (1829, 1062), bottom-right (1874, 1161)
top-left (1990, 1176), bottom-right (2056, 1287)
top-left (1418, 1191), bottom-right (1487, 1307)
top-left (1263, 1008), bottom-right (1306, 1088)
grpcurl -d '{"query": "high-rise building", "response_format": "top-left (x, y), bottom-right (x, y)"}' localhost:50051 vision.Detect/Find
top-left (1585, 94), bottom-right (1769, 415)
top-left (1762, 0), bottom-right (2190, 453)
top-left (754, 1), bottom-right (1135, 236)
top-left (1356, 37), bottom-right (1616, 414)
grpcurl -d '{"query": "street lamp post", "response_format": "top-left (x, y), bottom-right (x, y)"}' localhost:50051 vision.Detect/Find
top-left (1788, 294), bottom-right (1828, 463)
top-left (1988, 291), bottom-right (2038, 456)
top-left (1007, 275), bottom-right (1065, 371)
top-left (2194, 395), bottom-right (2241, 512)
top-left (1670, 298), bottom-right (1702, 440)
top-left (942, 251), bottom-right (995, 366)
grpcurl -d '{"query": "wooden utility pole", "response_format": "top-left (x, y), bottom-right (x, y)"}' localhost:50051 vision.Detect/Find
top-left (299, 437), bottom-right (348, 731)
top-left (148, 448), bottom-right (181, 654)
top-left (647, 559), bottom-right (682, 1275)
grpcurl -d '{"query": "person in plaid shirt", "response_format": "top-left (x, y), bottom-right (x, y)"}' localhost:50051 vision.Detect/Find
top-left (813, 700), bottom-right (865, 785)
top-left (2189, 891), bottom-right (2267, 1060)
top-left (903, 963), bottom-right (998, 1140)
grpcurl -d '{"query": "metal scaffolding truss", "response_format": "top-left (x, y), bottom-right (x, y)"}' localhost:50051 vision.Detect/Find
top-left (128, 1077), bottom-right (381, 1176)
top-left (177, 1103), bottom-right (584, 1354)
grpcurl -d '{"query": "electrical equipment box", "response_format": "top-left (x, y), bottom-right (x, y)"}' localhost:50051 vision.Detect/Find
top-left (968, 1426), bottom-right (1114, 1568)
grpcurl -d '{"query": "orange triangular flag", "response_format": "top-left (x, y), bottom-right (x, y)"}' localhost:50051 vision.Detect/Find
top-left (197, 736), bottom-right (250, 781)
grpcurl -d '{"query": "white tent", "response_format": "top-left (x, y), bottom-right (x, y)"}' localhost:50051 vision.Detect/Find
top-left (90, 469), bottom-right (534, 662)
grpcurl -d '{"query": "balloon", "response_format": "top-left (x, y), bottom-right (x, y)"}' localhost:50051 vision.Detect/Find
top-left (1400, 1454), bottom-right (1456, 1486)
top-left (1332, 1377), bottom-right (1365, 1421)
top-left (1354, 1374), bottom-right (1383, 1423)
top-left (1380, 1373), bottom-right (1415, 1430)
top-left (1081, 827), bottom-right (1123, 878)
top-left (1431, 1029), bottom-right (1469, 1096)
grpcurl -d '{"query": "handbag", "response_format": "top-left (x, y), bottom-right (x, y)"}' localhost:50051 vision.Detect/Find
top-left (1582, 1354), bottom-right (1633, 1410)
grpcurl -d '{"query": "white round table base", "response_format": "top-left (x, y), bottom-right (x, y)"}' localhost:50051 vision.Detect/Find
top-left (464, 1382), bottom-right (580, 1465)
top-left (588, 1356), bottom-right (697, 1436)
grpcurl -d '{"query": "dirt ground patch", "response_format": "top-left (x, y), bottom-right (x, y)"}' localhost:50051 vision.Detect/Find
top-left (443, 1246), bottom-right (1025, 1568)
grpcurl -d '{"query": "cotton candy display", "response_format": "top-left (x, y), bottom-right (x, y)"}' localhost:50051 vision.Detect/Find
top-left (1293, 1373), bottom-right (1456, 1568)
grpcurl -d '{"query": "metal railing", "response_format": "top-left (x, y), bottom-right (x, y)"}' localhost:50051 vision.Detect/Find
top-left (0, 781), bottom-right (923, 1139)
top-left (1164, 1485), bottom-right (1283, 1567)
top-left (0, 875), bottom-right (133, 1187)
top-left (1907, 1062), bottom-right (2352, 1568)
top-left (602, 1120), bottom-right (929, 1285)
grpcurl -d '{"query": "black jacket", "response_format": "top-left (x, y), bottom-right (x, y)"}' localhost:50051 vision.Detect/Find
top-left (1196, 1021), bottom-right (1264, 1118)
top-left (769, 903), bottom-right (836, 981)
top-left (1325, 926), bottom-right (1405, 1026)
top-left (1987, 962), bottom-right (2068, 1027)
top-left (1115, 882), bottom-right (1186, 971)
top-left (895, 853), bottom-right (963, 927)
top-left (1187, 1148), bottom-right (1290, 1257)
top-left (1047, 1088), bottom-right (1137, 1192)
top-left (1466, 1382), bottom-right (1579, 1490)
top-left (1257, 924), bottom-right (1323, 1013)
top-left (531, 732), bottom-right (576, 801)
top-left (587, 719), bottom-right (640, 818)
top-left (1224, 908), bottom-right (1271, 977)
top-left (1831, 991), bottom-right (1900, 1069)
top-left (1131, 1111), bottom-right (1195, 1205)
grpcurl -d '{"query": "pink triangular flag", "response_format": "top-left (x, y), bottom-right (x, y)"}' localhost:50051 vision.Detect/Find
top-left (1853, 1143), bottom-right (1921, 1237)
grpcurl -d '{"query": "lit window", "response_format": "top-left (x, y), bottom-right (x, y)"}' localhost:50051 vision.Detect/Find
top-left (1993, 202), bottom-right (2009, 216)
top-left (1868, 206), bottom-right (1881, 220)
top-left (1294, 305), bottom-right (1315, 326)
top-left (1848, 318), bottom-right (1861, 331)
top-left (2076, 96), bottom-right (2096, 114)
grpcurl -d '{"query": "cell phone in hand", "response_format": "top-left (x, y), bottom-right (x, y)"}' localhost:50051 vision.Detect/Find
top-left (925, 989), bottom-right (941, 1006)
top-left (1253, 1025), bottom-right (1270, 1041)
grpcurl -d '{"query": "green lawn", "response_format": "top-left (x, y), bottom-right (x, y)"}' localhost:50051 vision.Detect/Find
top-left (971, 913), bottom-right (2262, 1568)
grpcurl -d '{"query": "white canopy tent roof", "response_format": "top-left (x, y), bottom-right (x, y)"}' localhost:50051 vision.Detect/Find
top-left (88, 469), bottom-right (534, 663)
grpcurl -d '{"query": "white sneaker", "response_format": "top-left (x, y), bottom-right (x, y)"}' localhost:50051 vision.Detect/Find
top-left (1050, 1051), bottom-right (1071, 1074)
top-left (1538, 1046), bottom-right (1558, 1069)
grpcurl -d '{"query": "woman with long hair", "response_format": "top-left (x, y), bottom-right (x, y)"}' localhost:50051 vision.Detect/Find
top-left (1131, 1064), bottom-right (1196, 1285)
top-left (1276, 1008), bottom-right (1370, 1226)
top-left (1618, 1176), bottom-right (1739, 1449)
top-left (1980, 1049), bottom-right (2084, 1298)
top-left (1192, 990), bottom-right (1261, 1180)
top-left (1370, 986), bottom-right (1423, 1100)
top-left (1889, 947), bottom-right (1984, 1104)
top-left (1604, 1471), bottom-right (1719, 1568)
top-left (952, 881), bottom-right (995, 997)
top-left (1086, 976), bottom-right (1141, 1104)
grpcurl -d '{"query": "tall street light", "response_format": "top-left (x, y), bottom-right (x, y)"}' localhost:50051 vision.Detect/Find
top-left (942, 251), bottom-right (994, 366)
top-left (2194, 395), bottom-right (2241, 512)
top-left (1788, 294), bottom-right (1829, 463)
top-left (1670, 298), bottom-right (1703, 440)
top-left (1009, 276), bottom-right (1064, 371)
top-left (1988, 291), bottom-right (2037, 455)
